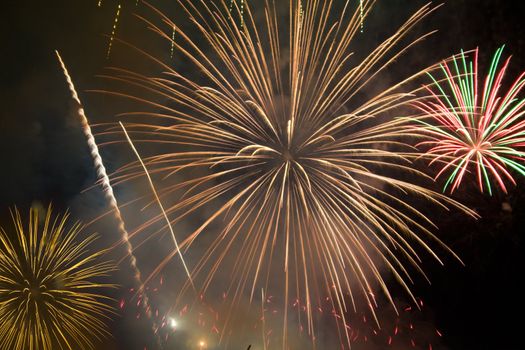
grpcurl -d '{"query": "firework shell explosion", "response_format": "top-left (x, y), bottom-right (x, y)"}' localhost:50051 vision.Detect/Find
top-left (93, 0), bottom-right (480, 347)
top-left (0, 205), bottom-right (115, 349)
top-left (412, 46), bottom-right (525, 195)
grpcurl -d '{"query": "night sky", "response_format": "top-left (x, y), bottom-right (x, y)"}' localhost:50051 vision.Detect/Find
top-left (2, 1), bottom-right (525, 349)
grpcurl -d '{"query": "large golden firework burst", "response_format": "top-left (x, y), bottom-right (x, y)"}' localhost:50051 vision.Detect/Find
top-left (0, 205), bottom-right (115, 349)
top-left (100, 0), bottom-right (476, 347)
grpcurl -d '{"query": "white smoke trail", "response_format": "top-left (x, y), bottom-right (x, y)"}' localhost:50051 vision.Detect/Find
top-left (55, 50), bottom-right (158, 331)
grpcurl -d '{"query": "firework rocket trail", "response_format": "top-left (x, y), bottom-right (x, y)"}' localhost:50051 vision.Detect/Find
top-left (55, 51), bottom-right (157, 325)
top-left (120, 121), bottom-right (195, 288)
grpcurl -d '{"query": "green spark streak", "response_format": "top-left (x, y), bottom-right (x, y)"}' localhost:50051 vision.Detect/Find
top-left (106, 4), bottom-right (121, 59)
top-left (229, 0), bottom-right (245, 27)
top-left (170, 26), bottom-right (176, 59)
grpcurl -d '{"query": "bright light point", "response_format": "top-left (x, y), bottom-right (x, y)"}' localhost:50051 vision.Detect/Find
top-left (199, 340), bottom-right (206, 348)
top-left (169, 318), bottom-right (177, 328)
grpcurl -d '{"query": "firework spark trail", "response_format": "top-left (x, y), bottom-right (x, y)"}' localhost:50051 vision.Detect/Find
top-left (98, 0), bottom-right (477, 348)
top-left (120, 121), bottom-right (195, 288)
top-left (229, 0), bottom-right (245, 26)
top-left (55, 51), bottom-right (158, 328)
top-left (107, 3), bottom-right (121, 59)
top-left (413, 46), bottom-right (525, 194)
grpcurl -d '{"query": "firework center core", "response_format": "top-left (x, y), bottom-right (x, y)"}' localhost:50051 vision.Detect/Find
top-left (282, 148), bottom-right (295, 161)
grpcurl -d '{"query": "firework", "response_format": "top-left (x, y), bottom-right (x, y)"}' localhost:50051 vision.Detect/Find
top-left (0, 205), bottom-right (114, 349)
top-left (413, 46), bottom-right (525, 194)
top-left (99, 0), bottom-right (475, 347)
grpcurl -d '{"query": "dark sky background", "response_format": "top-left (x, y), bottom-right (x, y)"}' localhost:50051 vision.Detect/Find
top-left (1, 0), bottom-right (525, 349)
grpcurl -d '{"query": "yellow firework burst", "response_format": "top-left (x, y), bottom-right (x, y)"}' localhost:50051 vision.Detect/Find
top-left (0, 205), bottom-right (115, 349)
top-left (98, 0), bottom-right (477, 347)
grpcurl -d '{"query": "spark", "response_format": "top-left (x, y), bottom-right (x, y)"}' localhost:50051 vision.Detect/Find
top-left (169, 318), bottom-right (178, 329)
